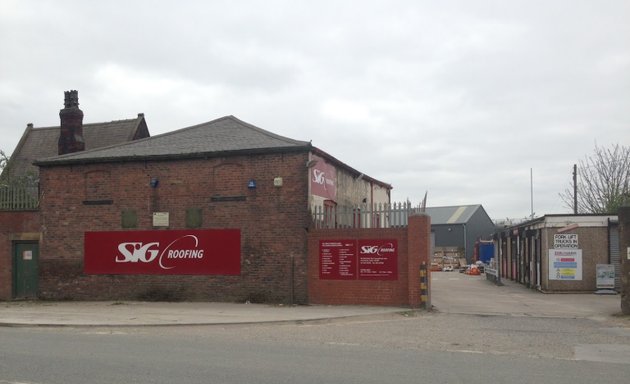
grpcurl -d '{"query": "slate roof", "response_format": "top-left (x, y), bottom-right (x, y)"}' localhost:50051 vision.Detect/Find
top-left (425, 205), bottom-right (484, 225)
top-left (4, 114), bottom-right (148, 178)
top-left (36, 115), bottom-right (312, 166)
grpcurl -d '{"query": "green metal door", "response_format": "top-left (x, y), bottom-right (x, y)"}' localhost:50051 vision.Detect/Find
top-left (13, 242), bottom-right (39, 299)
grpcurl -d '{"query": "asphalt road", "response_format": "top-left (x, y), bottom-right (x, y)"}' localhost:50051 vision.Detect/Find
top-left (1, 273), bottom-right (628, 383)
top-left (1, 318), bottom-right (629, 384)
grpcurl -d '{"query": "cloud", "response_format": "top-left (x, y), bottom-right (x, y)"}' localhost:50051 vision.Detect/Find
top-left (1, 0), bottom-right (629, 220)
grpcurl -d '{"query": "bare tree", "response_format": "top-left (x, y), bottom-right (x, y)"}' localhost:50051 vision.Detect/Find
top-left (560, 144), bottom-right (630, 214)
top-left (0, 150), bottom-right (9, 185)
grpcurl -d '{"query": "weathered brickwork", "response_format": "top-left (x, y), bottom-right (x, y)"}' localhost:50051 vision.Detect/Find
top-left (0, 211), bottom-right (40, 299)
top-left (498, 216), bottom-right (617, 293)
top-left (542, 227), bottom-right (610, 292)
top-left (37, 151), bottom-right (311, 303)
top-left (307, 214), bottom-right (430, 307)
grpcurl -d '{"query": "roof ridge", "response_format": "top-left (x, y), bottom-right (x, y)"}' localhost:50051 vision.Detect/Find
top-left (427, 204), bottom-right (480, 209)
top-left (72, 115), bottom-right (307, 151)
top-left (35, 115), bottom-right (312, 164)
top-left (224, 115), bottom-right (309, 145)
top-left (29, 116), bottom-right (141, 131)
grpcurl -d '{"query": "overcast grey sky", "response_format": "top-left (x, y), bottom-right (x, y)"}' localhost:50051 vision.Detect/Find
top-left (1, 0), bottom-right (628, 220)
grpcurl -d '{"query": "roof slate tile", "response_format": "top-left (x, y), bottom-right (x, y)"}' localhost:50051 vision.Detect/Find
top-left (36, 115), bottom-right (311, 165)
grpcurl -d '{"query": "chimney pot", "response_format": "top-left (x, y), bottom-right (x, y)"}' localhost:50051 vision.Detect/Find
top-left (58, 90), bottom-right (85, 155)
top-left (64, 90), bottom-right (79, 108)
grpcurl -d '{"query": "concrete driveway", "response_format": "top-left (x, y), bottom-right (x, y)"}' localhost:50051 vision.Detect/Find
top-left (430, 271), bottom-right (622, 320)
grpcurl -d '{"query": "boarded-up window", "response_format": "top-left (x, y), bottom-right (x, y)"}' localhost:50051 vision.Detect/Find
top-left (212, 163), bottom-right (243, 195)
top-left (186, 208), bottom-right (203, 228)
top-left (121, 210), bottom-right (138, 228)
top-left (85, 171), bottom-right (112, 200)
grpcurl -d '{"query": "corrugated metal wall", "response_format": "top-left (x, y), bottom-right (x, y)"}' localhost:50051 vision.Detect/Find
top-left (609, 221), bottom-right (621, 291)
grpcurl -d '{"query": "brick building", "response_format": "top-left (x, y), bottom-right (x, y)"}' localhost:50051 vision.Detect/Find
top-left (1, 91), bottom-right (149, 300)
top-left (496, 214), bottom-right (620, 292)
top-left (1, 92), bottom-right (392, 303)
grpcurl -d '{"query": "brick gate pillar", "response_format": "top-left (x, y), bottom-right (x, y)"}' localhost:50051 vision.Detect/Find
top-left (407, 213), bottom-right (431, 308)
top-left (619, 205), bottom-right (630, 315)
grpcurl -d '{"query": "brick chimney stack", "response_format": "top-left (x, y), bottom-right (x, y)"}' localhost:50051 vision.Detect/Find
top-left (58, 90), bottom-right (85, 155)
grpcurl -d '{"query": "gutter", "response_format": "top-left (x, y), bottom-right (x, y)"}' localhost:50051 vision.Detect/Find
top-left (34, 145), bottom-right (313, 168)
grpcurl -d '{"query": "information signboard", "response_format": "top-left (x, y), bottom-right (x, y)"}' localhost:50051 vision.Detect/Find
top-left (358, 239), bottom-right (398, 280)
top-left (319, 240), bottom-right (357, 280)
top-left (319, 239), bottom-right (398, 281)
top-left (553, 233), bottom-right (578, 249)
top-left (548, 249), bottom-right (582, 280)
top-left (596, 264), bottom-right (615, 289)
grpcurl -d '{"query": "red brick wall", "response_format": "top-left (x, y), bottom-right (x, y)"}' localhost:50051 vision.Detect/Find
top-left (0, 211), bottom-right (40, 300)
top-left (307, 214), bottom-right (431, 307)
top-left (37, 151), bottom-right (311, 303)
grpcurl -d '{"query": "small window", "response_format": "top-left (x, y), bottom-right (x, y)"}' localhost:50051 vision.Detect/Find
top-left (85, 171), bottom-right (112, 201)
top-left (121, 210), bottom-right (137, 228)
top-left (186, 208), bottom-right (202, 228)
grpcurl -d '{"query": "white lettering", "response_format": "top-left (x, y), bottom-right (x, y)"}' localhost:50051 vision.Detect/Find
top-left (167, 249), bottom-right (205, 259)
top-left (360, 246), bottom-right (379, 254)
top-left (360, 243), bottom-right (396, 256)
top-left (115, 235), bottom-right (205, 270)
top-left (313, 169), bottom-right (326, 185)
top-left (116, 242), bottom-right (160, 263)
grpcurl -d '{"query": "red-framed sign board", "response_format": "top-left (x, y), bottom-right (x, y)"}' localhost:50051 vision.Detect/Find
top-left (319, 239), bottom-right (398, 281)
top-left (84, 229), bottom-right (241, 275)
top-left (357, 239), bottom-right (398, 280)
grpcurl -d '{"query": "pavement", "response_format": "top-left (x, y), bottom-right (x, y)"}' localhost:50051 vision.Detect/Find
top-left (0, 272), bottom-right (625, 327)
top-left (431, 271), bottom-right (624, 321)
top-left (0, 301), bottom-right (408, 327)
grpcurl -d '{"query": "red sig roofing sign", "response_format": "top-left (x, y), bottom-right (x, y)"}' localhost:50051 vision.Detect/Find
top-left (84, 229), bottom-right (241, 275)
top-left (319, 239), bottom-right (398, 280)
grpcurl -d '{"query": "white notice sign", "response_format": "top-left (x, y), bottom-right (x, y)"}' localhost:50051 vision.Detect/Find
top-left (153, 212), bottom-right (170, 227)
top-left (553, 233), bottom-right (578, 249)
top-left (596, 264), bottom-right (615, 289)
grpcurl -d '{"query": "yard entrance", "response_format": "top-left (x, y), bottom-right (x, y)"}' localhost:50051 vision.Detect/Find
top-left (430, 271), bottom-right (620, 317)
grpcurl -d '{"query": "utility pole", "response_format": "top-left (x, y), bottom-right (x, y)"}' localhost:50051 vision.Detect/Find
top-left (530, 168), bottom-right (534, 218)
top-left (573, 164), bottom-right (578, 214)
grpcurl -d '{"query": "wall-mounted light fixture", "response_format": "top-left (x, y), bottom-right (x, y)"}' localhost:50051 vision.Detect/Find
top-left (274, 177), bottom-right (283, 187)
top-left (150, 177), bottom-right (159, 188)
top-left (248, 179), bottom-right (257, 189)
